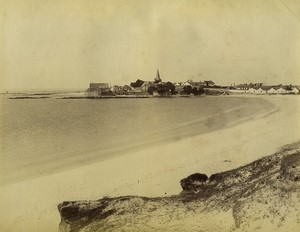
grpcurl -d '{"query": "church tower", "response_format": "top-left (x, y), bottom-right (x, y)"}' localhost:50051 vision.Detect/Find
top-left (154, 69), bottom-right (162, 83)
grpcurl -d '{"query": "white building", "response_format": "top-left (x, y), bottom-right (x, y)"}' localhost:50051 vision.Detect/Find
top-left (276, 87), bottom-right (287, 94)
top-left (267, 88), bottom-right (277, 94)
top-left (248, 88), bottom-right (256, 94)
top-left (256, 88), bottom-right (267, 95)
top-left (291, 87), bottom-right (300, 94)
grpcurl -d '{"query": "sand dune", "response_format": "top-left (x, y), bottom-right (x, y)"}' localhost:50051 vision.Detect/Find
top-left (58, 141), bottom-right (300, 232)
top-left (0, 95), bottom-right (299, 232)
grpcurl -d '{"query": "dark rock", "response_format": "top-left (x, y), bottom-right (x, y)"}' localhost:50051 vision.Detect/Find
top-left (58, 199), bottom-right (115, 232)
top-left (180, 173), bottom-right (208, 191)
top-left (209, 173), bottom-right (224, 182)
top-left (281, 152), bottom-right (300, 181)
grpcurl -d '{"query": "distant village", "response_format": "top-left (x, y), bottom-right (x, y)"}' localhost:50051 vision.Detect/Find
top-left (86, 70), bottom-right (300, 98)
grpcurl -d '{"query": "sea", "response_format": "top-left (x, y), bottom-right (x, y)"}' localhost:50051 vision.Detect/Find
top-left (0, 95), bottom-right (273, 184)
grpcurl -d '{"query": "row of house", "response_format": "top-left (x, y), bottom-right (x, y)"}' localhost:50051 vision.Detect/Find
top-left (86, 83), bottom-right (134, 97)
top-left (87, 69), bottom-right (217, 97)
top-left (237, 85), bottom-right (300, 95)
top-left (87, 82), bottom-right (300, 97)
top-left (86, 70), bottom-right (300, 97)
top-left (87, 83), bottom-right (111, 97)
top-left (86, 81), bottom-right (217, 97)
top-left (127, 71), bottom-right (216, 95)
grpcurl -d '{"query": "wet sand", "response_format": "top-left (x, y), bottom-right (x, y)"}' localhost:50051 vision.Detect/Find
top-left (0, 95), bottom-right (299, 232)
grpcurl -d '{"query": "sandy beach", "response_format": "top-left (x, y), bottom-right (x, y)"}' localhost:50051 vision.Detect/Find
top-left (0, 95), bottom-right (299, 232)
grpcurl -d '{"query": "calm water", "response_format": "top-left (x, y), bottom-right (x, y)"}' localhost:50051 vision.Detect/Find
top-left (0, 96), bottom-right (272, 184)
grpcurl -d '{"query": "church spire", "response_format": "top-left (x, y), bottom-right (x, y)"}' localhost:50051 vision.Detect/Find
top-left (154, 69), bottom-right (162, 83)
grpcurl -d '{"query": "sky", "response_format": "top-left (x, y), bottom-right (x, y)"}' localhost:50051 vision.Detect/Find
top-left (1, 0), bottom-right (300, 91)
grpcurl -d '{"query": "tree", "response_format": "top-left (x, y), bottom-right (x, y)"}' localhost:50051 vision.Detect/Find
top-left (183, 85), bottom-right (192, 95)
top-left (192, 87), bottom-right (198, 95)
top-left (165, 82), bottom-right (176, 95)
top-left (130, 79), bottom-right (144, 88)
top-left (198, 87), bottom-right (205, 95)
top-left (156, 83), bottom-right (167, 94)
top-left (147, 85), bottom-right (156, 95)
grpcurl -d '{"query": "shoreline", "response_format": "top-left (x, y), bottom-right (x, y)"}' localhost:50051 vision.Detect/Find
top-left (1, 96), bottom-right (275, 186)
top-left (0, 95), bottom-right (299, 231)
top-left (6, 93), bottom-right (300, 100)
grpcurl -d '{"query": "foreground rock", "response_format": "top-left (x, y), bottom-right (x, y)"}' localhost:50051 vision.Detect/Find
top-left (58, 142), bottom-right (300, 232)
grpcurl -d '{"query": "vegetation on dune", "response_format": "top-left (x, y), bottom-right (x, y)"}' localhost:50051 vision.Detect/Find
top-left (58, 142), bottom-right (300, 232)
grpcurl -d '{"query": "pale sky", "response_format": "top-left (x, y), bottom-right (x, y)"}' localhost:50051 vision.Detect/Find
top-left (1, 0), bottom-right (300, 90)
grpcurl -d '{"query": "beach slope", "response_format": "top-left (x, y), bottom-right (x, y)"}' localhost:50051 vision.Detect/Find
top-left (58, 141), bottom-right (300, 232)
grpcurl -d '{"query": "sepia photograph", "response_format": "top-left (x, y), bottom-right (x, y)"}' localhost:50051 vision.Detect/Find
top-left (0, 0), bottom-right (300, 231)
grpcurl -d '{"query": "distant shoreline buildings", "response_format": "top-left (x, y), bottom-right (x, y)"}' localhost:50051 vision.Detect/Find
top-left (86, 70), bottom-right (300, 97)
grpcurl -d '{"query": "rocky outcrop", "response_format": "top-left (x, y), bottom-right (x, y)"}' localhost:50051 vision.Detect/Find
top-left (58, 199), bottom-right (115, 232)
top-left (280, 152), bottom-right (300, 181)
top-left (58, 142), bottom-right (300, 232)
top-left (180, 173), bottom-right (208, 191)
